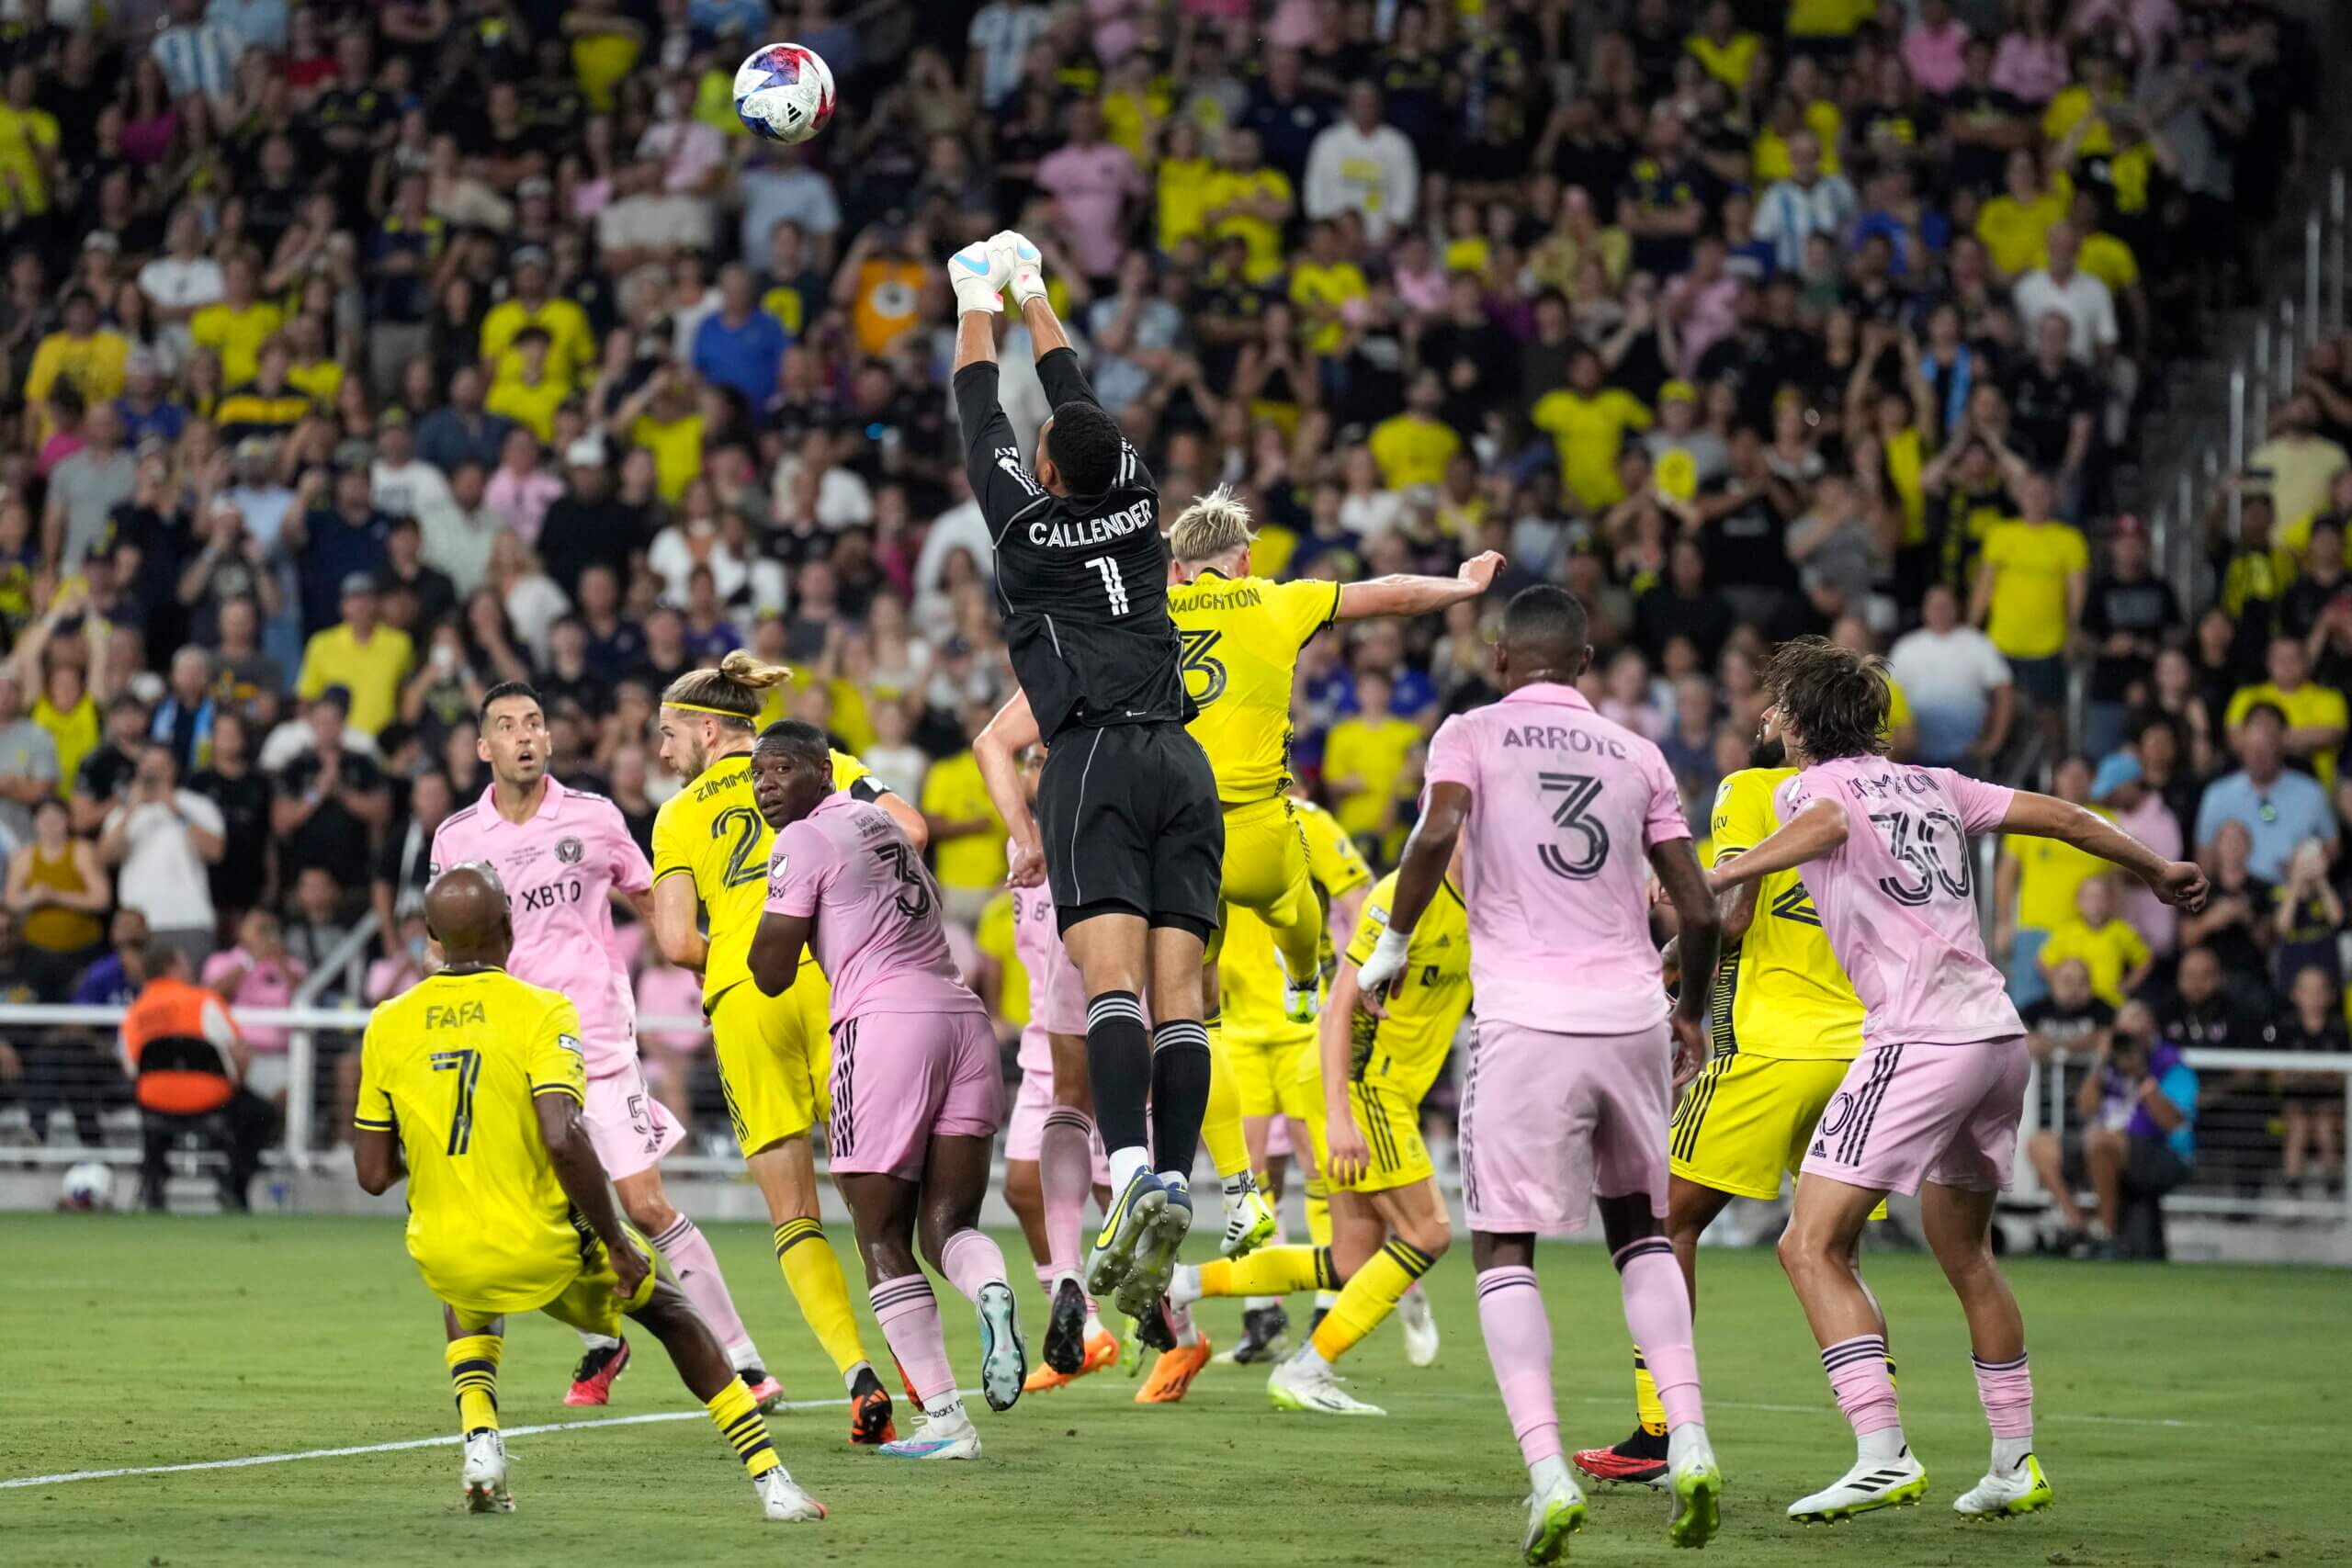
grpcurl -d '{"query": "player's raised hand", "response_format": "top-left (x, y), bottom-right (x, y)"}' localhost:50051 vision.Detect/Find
top-left (2150, 859), bottom-right (2210, 912)
top-left (1458, 550), bottom-right (1506, 592)
top-left (947, 239), bottom-right (1010, 315)
top-left (989, 230), bottom-right (1048, 308)
top-left (1324, 1102), bottom-right (1373, 1189)
top-left (608, 1236), bottom-right (651, 1305)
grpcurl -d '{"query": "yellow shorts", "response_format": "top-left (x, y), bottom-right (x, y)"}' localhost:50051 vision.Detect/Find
top-left (1669, 1051), bottom-right (1888, 1217)
top-left (1205, 795), bottom-right (1315, 965)
top-left (1308, 1074), bottom-right (1438, 1194)
top-left (709, 974), bottom-right (834, 1157)
top-left (1218, 1028), bottom-right (1317, 1122)
top-left (445, 1229), bottom-right (659, 1337)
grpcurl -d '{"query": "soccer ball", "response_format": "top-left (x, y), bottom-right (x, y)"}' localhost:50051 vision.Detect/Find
top-left (61, 1160), bottom-right (115, 1211)
top-left (733, 42), bottom-right (835, 145)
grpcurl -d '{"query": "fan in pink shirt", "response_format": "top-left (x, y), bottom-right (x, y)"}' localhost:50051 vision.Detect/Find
top-left (1354, 586), bottom-right (1724, 1557)
top-left (1032, 101), bottom-right (1146, 282)
top-left (1709, 637), bottom-right (2205, 1526)
top-left (432, 681), bottom-right (778, 1410)
top-left (746, 719), bottom-right (1023, 1460)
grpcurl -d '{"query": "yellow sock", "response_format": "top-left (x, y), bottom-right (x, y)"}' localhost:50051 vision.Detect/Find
top-left (1196, 1244), bottom-right (1335, 1299)
top-left (1309, 1237), bottom-right (1435, 1361)
top-left (1633, 1348), bottom-right (1668, 1438)
top-left (1885, 1352), bottom-right (1898, 1389)
top-left (445, 1334), bottom-right (502, 1435)
top-left (1304, 1179), bottom-right (1336, 1306)
top-left (706, 1376), bottom-right (781, 1479)
top-left (775, 1218), bottom-right (868, 1380)
top-left (1199, 1010), bottom-right (1250, 1179)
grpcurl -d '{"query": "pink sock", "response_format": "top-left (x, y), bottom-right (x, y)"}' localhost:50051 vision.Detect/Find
top-left (1475, 1265), bottom-right (1560, 1468)
top-left (1822, 1335), bottom-right (1901, 1437)
top-left (870, 1274), bottom-right (956, 1410)
top-left (1972, 1352), bottom-right (2033, 1438)
top-left (1039, 1108), bottom-right (1095, 1278)
top-left (938, 1227), bottom-right (1009, 1306)
top-left (1614, 1238), bottom-right (1703, 1429)
top-left (649, 1215), bottom-right (752, 1355)
top-left (1034, 1263), bottom-right (1058, 1298)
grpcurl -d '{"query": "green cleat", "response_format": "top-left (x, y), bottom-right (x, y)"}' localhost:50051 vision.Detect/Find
top-left (1953, 1452), bottom-right (2052, 1519)
top-left (1786, 1448), bottom-right (1928, 1524)
top-left (1521, 1479), bottom-right (1587, 1564)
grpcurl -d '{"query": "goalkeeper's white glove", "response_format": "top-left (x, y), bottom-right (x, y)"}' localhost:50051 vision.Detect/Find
top-left (990, 230), bottom-right (1047, 309)
top-left (948, 239), bottom-right (1009, 315)
top-left (1353, 922), bottom-right (1412, 1004)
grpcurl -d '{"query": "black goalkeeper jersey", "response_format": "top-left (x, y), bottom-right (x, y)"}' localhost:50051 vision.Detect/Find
top-left (955, 347), bottom-right (1193, 741)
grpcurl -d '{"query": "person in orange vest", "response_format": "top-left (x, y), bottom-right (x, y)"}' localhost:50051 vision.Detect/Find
top-left (121, 942), bottom-right (272, 1211)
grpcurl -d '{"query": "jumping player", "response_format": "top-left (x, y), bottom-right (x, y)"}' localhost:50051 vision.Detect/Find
top-left (746, 722), bottom-right (1025, 1460)
top-left (1357, 586), bottom-right (1724, 1560)
top-left (431, 682), bottom-right (780, 1411)
top-left (1705, 637), bottom-right (2204, 1523)
top-left (951, 229), bottom-right (1220, 1318)
top-left (650, 653), bottom-right (928, 1447)
top-left (354, 863), bottom-right (823, 1523)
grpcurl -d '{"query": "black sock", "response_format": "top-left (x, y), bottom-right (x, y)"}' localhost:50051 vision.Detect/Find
top-left (1148, 1019), bottom-right (1212, 1180)
top-left (1085, 991), bottom-right (1151, 1156)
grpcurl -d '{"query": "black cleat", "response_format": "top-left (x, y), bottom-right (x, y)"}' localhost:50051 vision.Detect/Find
top-left (1228, 1304), bottom-right (1291, 1365)
top-left (1043, 1276), bottom-right (1089, 1375)
top-left (1133, 1296), bottom-right (1178, 1354)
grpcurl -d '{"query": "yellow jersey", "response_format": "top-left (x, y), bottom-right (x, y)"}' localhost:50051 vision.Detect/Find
top-left (1343, 870), bottom-right (1473, 1085)
top-left (1530, 387), bottom-right (1652, 511)
top-left (1980, 519), bottom-right (2088, 660)
top-left (479, 296), bottom-right (595, 390)
top-left (2225, 681), bottom-right (2348, 792)
top-left (1222, 797), bottom-right (1375, 1050)
top-left (2008, 822), bottom-right (2109, 931)
top-left (355, 967), bottom-right (591, 1314)
top-left (921, 749), bottom-right (1007, 891)
top-left (2037, 916), bottom-right (2149, 1008)
top-left (976, 890), bottom-right (1025, 1027)
top-left (1166, 571), bottom-right (1340, 807)
top-left (1324, 713), bottom-right (1422, 842)
top-left (651, 746), bottom-right (875, 1010)
top-left (1706, 768), bottom-right (1863, 1063)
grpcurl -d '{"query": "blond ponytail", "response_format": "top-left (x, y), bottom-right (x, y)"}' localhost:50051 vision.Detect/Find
top-left (662, 652), bottom-right (793, 725)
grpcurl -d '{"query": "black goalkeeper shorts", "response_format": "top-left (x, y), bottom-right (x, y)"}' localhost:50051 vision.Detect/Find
top-left (1037, 720), bottom-right (1223, 941)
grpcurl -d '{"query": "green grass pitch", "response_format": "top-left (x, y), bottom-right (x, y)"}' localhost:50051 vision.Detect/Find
top-left (2, 1213), bottom-right (2343, 1566)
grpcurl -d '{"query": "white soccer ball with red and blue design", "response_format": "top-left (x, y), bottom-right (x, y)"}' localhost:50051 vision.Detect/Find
top-left (733, 42), bottom-right (835, 145)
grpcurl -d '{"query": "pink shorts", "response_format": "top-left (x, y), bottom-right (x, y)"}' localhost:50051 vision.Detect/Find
top-left (581, 1063), bottom-right (685, 1183)
top-left (1461, 1019), bottom-right (1672, 1235)
top-left (828, 1009), bottom-right (1005, 1180)
top-left (1801, 1036), bottom-right (2030, 1197)
top-left (1035, 935), bottom-right (1088, 1037)
top-left (1001, 1066), bottom-right (1112, 1184)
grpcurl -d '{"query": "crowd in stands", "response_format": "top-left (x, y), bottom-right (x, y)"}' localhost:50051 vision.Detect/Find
top-left (0, 0), bottom-right (2340, 1234)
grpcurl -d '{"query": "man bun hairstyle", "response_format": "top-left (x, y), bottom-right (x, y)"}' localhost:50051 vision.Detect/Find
top-left (1167, 484), bottom-right (1256, 566)
top-left (1763, 636), bottom-right (1891, 761)
top-left (662, 651), bottom-right (790, 727)
top-left (1045, 400), bottom-right (1123, 496)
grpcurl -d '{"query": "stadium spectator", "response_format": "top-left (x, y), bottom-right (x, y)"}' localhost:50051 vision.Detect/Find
top-left (0, 664), bottom-right (60, 851)
top-left (199, 908), bottom-right (305, 1107)
top-left (2196, 704), bottom-right (2335, 878)
top-left (6, 795), bottom-right (109, 999)
top-left (2224, 636), bottom-right (2348, 791)
top-left (1887, 583), bottom-right (2012, 767)
top-left (97, 740), bottom-right (222, 968)
top-left (2267, 965), bottom-right (2347, 1199)
top-left (2026, 997), bottom-right (2196, 1258)
top-left (122, 941), bottom-right (267, 1213)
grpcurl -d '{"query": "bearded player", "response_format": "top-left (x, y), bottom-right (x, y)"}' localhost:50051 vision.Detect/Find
top-left (432, 681), bottom-right (779, 1410)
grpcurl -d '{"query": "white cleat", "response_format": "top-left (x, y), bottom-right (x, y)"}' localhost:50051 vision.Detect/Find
top-left (1521, 1475), bottom-right (1588, 1564)
top-left (1397, 1286), bottom-right (1440, 1367)
top-left (1787, 1446), bottom-right (1928, 1523)
top-left (1265, 1355), bottom-right (1385, 1416)
top-left (975, 1280), bottom-right (1027, 1413)
top-left (460, 1430), bottom-right (513, 1513)
top-left (877, 1409), bottom-right (983, 1460)
top-left (1275, 949), bottom-right (1321, 1024)
top-left (1666, 1427), bottom-right (1723, 1549)
top-left (756, 1468), bottom-right (827, 1522)
top-left (1219, 1174), bottom-right (1279, 1259)
top-left (1953, 1453), bottom-right (2052, 1518)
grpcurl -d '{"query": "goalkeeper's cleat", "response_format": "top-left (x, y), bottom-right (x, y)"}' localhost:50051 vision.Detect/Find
top-left (756, 1469), bottom-right (826, 1522)
top-left (1219, 1173), bottom-right (1279, 1259)
top-left (1266, 1355), bottom-right (1385, 1416)
top-left (563, 1339), bottom-right (629, 1406)
top-left (1023, 1326), bottom-right (1120, 1392)
top-left (1041, 1275), bottom-right (1090, 1376)
top-left (1574, 1427), bottom-right (1668, 1489)
top-left (1397, 1285), bottom-right (1441, 1367)
top-left (741, 1367), bottom-right (785, 1412)
top-left (1226, 1304), bottom-right (1291, 1365)
top-left (846, 1366), bottom-right (897, 1447)
top-left (1787, 1447), bottom-right (1928, 1523)
top-left (1135, 1336), bottom-right (1213, 1404)
top-left (1115, 1181), bottom-right (1193, 1321)
top-left (878, 1407), bottom-right (982, 1461)
top-left (1521, 1474), bottom-right (1587, 1565)
top-left (1953, 1452), bottom-right (2052, 1519)
top-left (1666, 1427), bottom-right (1723, 1549)
top-left (1085, 1169), bottom-right (1167, 1301)
top-left (975, 1280), bottom-right (1027, 1414)
top-left (459, 1430), bottom-right (513, 1514)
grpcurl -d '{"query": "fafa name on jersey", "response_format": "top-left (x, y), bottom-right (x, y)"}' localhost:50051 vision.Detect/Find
top-left (1030, 496), bottom-right (1157, 548)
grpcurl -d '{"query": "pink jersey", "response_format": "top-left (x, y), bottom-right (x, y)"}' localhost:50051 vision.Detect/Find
top-left (431, 776), bottom-right (652, 1077)
top-left (1423, 683), bottom-right (1688, 1033)
top-left (1009, 874), bottom-right (1060, 1075)
top-left (766, 793), bottom-right (985, 1025)
top-left (1776, 757), bottom-right (2022, 1049)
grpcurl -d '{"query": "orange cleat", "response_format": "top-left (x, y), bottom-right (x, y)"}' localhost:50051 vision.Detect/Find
top-left (1023, 1328), bottom-right (1122, 1393)
top-left (1573, 1428), bottom-right (1669, 1489)
top-left (848, 1367), bottom-right (898, 1446)
top-left (1134, 1336), bottom-right (1213, 1404)
top-left (564, 1339), bottom-right (630, 1406)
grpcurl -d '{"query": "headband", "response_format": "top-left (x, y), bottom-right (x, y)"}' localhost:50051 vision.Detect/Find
top-left (664, 701), bottom-right (756, 721)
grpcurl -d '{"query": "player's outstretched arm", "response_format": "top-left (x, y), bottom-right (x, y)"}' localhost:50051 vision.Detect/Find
top-left (536, 1090), bottom-right (649, 1298)
top-left (1357, 782), bottom-right (1467, 1014)
top-left (973, 689), bottom-right (1047, 887)
top-left (949, 236), bottom-right (1011, 376)
top-left (1707, 798), bottom-right (1849, 892)
top-left (748, 908), bottom-right (812, 998)
top-left (1999, 790), bottom-right (2210, 909)
top-left (1336, 551), bottom-right (1505, 621)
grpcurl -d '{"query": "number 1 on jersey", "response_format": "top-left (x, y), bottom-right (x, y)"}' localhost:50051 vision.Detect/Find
top-left (1085, 555), bottom-right (1130, 615)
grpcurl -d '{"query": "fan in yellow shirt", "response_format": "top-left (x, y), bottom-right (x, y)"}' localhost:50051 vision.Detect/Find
top-left (189, 258), bottom-right (287, 388)
top-left (2036, 877), bottom-right (2153, 1009)
top-left (1289, 221), bottom-right (1370, 356)
top-left (485, 327), bottom-right (570, 442)
top-left (1367, 374), bottom-right (1462, 490)
top-left (1530, 347), bottom-right (1652, 511)
top-left (1323, 671), bottom-right (1423, 860)
top-left (480, 261), bottom-right (596, 389)
top-left (1201, 131), bottom-right (1294, 283)
top-left (919, 733), bottom-right (1008, 926)
top-left (2225, 637), bottom-right (2350, 791)
top-left (1971, 492), bottom-right (2088, 662)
